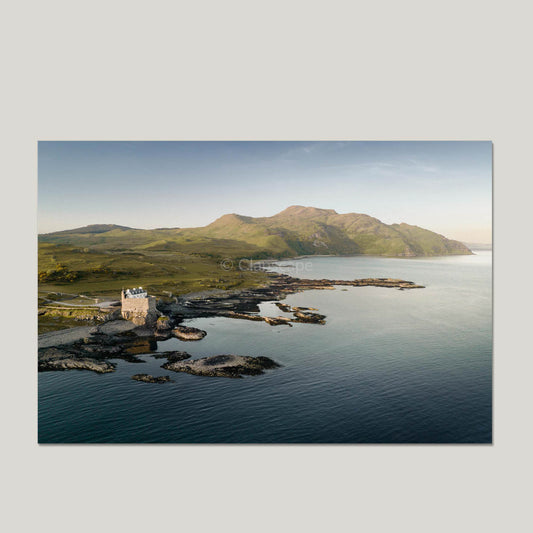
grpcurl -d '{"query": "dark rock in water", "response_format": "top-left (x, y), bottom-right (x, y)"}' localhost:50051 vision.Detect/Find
top-left (38, 331), bottom-right (159, 371)
top-left (268, 275), bottom-right (425, 293)
top-left (263, 316), bottom-right (293, 326)
top-left (76, 343), bottom-right (123, 356)
top-left (224, 311), bottom-right (292, 326)
top-left (152, 351), bottom-right (191, 363)
top-left (38, 346), bottom-right (74, 361)
top-left (274, 302), bottom-right (292, 313)
top-left (162, 354), bottom-right (280, 378)
top-left (172, 325), bottom-right (207, 341)
top-left (131, 374), bottom-right (172, 383)
top-left (39, 357), bottom-right (115, 373)
top-left (292, 311), bottom-right (326, 324)
top-left (38, 346), bottom-right (115, 373)
top-left (224, 311), bottom-right (264, 322)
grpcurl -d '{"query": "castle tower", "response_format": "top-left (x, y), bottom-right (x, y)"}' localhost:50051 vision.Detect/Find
top-left (121, 287), bottom-right (158, 326)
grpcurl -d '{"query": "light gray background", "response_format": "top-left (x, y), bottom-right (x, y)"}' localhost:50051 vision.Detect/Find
top-left (1, 1), bottom-right (530, 532)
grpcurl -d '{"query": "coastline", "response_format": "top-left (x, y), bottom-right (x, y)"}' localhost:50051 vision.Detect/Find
top-left (38, 251), bottom-right (492, 444)
top-left (260, 249), bottom-right (475, 263)
top-left (38, 268), bottom-right (425, 378)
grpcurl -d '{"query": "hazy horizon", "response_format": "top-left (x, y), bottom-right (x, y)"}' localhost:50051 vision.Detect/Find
top-left (38, 141), bottom-right (492, 242)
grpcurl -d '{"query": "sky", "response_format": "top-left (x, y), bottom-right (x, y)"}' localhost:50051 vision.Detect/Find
top-left (38, 141), bottom-right (492, 243)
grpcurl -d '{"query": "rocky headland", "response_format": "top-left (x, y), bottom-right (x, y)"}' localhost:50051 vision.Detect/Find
top-left (38, 348), bottom-right (116, 373)
top-left (38, 272), bottom-right (425, 378)
top-left (38, 316), bottom-right (164, 370)
top-left (158, 274), bottom-right (424, 326)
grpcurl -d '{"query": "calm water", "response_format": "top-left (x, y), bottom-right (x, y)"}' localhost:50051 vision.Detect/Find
top-left (39, 252), bottom-right (492, 443)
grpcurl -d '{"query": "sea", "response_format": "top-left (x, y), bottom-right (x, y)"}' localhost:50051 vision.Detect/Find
top-left (38, 251), bottom-right (492, 443)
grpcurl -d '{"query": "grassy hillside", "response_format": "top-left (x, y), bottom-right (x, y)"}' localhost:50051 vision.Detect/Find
top-left (46, 223), bottom-right (133, 235)
top-left (38, 242), bottom-right (268, 298)
top-left (38, 206), bottom-right (471, 298)
top-left (193, 205), bottom-right (472, 258)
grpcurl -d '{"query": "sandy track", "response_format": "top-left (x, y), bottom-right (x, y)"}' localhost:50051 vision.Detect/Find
top-left (38, 320), bottom-right (137, 348)
top-left (38, 326), bottom-right (96, 349)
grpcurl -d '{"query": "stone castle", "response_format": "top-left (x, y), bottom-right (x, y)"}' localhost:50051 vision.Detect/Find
top-left (121, 287), bottom-right (158, 326)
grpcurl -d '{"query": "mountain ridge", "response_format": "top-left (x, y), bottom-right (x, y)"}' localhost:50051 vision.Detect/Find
top-left (39, 206), bottom-right (472, 258)
top-left (41, 223), bottom-right (133, 235)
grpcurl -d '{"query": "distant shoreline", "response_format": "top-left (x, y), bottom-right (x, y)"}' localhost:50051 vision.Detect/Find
top-left (464, 244), bottom-right (492, 251)
top-left (258, 250), bottom-right (478, 264)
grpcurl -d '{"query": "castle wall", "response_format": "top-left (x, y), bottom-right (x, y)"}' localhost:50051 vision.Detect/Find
top-left (121, 292), bottom-right (158, 325)
top-left (121, 296), bottom-right (156, 315)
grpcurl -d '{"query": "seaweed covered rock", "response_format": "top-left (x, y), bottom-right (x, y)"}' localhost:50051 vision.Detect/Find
top-left (162, 354), bottom-right (279, 378)
top-left (172, 326), bottom-right (207, 341)
top-left (224, 312), bottom-right (264, 322)
top-left (39, 356), bottom-right (115, 374)
top-left (263, 316), bottom-right (293, 326)
top-left (292, 311), bottom-right (326, 324)
top-left (152, 351), bottom-right (191, 363)
top-left (131, 374), bottom-right (172, 383)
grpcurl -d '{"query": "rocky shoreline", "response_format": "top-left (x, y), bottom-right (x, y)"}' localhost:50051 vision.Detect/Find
top-left (38, 272), bottom-right (425, 380)
top-left (159, 274), bottom-right (423, 318)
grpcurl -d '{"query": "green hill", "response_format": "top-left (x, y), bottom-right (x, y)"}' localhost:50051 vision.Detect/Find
top-left (38, 206), bottom-right (471, 298)
top-left (193, 205), bottom-right (472, 258)
top-left (40, 206), bottom-right (471, 259)
top-left (42, 223), bottom-right (133, 235)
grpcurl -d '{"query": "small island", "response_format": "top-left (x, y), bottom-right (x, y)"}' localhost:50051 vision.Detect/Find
top-left (162, 354), bottom-right (280, 378)
top-left (132, 374), bottom-right (173, 383)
